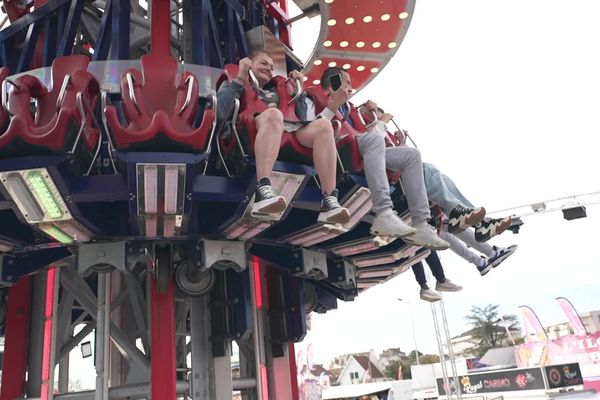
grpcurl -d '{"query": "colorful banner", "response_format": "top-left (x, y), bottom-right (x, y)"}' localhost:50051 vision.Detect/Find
top-left (436, 367), bottom-right (546, 395)
top-left (544, 363), bottom-right (584, 389)
top-left (436, 364), bottom-right (584, 396)
top-left (556, 297), bottom-right (588, 337)
top-left (519, 305), bottom-right (548, 342)
top-left (515, 331), bottom-right (600, 368)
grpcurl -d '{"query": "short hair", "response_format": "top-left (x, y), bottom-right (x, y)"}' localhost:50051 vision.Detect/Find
top-left (320, 67), bottom-right (345, 90)
top-left (249, 49), bottom-right (273, 60)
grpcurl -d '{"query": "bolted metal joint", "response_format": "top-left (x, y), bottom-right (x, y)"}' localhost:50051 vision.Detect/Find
top-left (78, 241), bottom-right (128, 274)
top-left (202, 240), bottom-right (247, 272)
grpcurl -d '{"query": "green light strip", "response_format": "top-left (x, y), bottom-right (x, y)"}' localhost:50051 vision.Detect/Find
top-left (26, 171), bottom-right (64, 220)
top-left (40, 225), bottom-right (74, 244)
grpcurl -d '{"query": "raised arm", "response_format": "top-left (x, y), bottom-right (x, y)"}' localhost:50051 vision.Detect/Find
top-left (216, 57), bottom-right (253, 121)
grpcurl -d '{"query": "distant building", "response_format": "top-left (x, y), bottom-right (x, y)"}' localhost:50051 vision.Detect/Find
top-left (309, 364), bottom-right (334, 387)
top-left (444, 328), bottom-right (479, 357)
top-left (329, 350), bottom-right (380, 371)
top-left (336, 354), bottom-right (386, 385)
top-left (378, 347), bottom-right (407, 370)
top-left (444, 327), bottom-right (512, 358)
top-left (537, 309), bottom-right (600, 341)
top-left (447, 309), bottom-right (600, 356)
top-left (581, 309), bottom-right (600, 333)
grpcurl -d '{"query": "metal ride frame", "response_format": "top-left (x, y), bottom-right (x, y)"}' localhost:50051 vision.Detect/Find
top-left (0, 0), bottom-right (422, 399)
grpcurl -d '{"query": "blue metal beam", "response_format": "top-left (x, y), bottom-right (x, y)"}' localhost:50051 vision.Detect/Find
top-left (16, 21), bottom-right (42, 73)
top-left (111, 0), bottom-right (130, 59)
top-left (0, 247), bottom-right (72, 283)
top-left (0, 0), bottom-right (71, 41)
top-left (92, 0), bottom-right (113, 61)
top-left (57, 0), bottom-right (84, 56)
top-left (43, 15), bottom-right (59, 67)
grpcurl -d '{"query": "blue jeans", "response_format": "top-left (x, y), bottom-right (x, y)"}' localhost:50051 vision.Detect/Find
top-left (412, 251), bottom-right (446, 287)
top-left (422, 162), bottom-right (474, 213)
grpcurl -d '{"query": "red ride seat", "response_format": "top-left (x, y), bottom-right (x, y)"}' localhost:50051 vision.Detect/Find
top-left (104, 55), bottom-right (216, 152)
top-left (0, 56), bottom-right (100, 169)
top-left (304, 85), bottom-right (365, 173)
top-left (217, 64), bottom-right (313, 166)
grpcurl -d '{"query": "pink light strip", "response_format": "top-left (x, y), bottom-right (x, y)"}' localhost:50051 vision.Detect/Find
top-left (260, 364), bottom-right (269, 400)
top-left (164, 166), bottom-right (179, 214)
top-left (303, 231), bottom-right (340, 247)
top-left (289, 227), bottom-right (332, 246)
top-left (333, 241), bottom-right (379, 257)
top-left (163, 216), bottom-right (176, 237)
top-left (239, 222), bottom-right (270, 240)
top-left (40, 267), bottom-right (57, 400)
top-left (253, 256), bottom-right (263, 309)
top-left (354, 254), bottom-right (396, 268)
top-left (343, 199), bottom-right (373, 229)
top-left (143, 165), bottom-right (158, 214)
top-left (145, 216), bottom-right (158, 237)
top-left (225, 223), bottom-right (249, 239)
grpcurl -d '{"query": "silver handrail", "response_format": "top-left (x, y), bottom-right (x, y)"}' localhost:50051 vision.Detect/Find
top-left (178, 75), bottom-right (195, 115)
top-left (248, 70), bottom-right (259, 89)
top-left (56, 74), bottom-right (71, 111)
top-left (202, 94), bottom-right (217, 176)
top-left (357, 104), bottom-right (379, 129)
top-left (125, 72), bottom-right (142, 115)
top-left (2, 78), bottom-right (20, 116)
top-left (75, 92), bottom-right (110, 175)
top-left (390, 118), bottom-right (418, 148)
top-left (287, 78), bottom-right (303, 105)
top-left (100, 91), bottom-right (118, 173)
top-left (203, 93), bottom-right (218, 155)
top-left (332, 120), bottom-right (346, 174)
top-left (230, 98), bottom-right (246, 158)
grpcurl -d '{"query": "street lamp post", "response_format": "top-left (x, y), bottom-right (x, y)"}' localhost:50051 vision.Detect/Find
top-left (398, 298), bottom-right (419, 365)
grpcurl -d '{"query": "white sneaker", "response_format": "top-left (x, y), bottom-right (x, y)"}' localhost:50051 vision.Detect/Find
top-left (488, 245), bottom-right (518, 269)
top-left (317, 189), bottom-right (350, 224)
top-left (403, 226), bottom-right (450, 250)
top-left (370, 209), bottom-right (417, 237)
top-left (420, 288), bottom-right (442, 302)
top-left (251, 182), bottom-right (287, 216)
top-left (435, 279), bottom-right (463, 292)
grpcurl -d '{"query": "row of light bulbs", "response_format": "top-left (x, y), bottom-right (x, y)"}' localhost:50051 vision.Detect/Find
top-left (322, 40), bottom-right (396, 49)
top-left (327, 12), bottom-right (408, 27)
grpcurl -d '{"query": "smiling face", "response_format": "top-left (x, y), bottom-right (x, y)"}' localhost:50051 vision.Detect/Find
top-left (251, 52), bottom-right (274, 88)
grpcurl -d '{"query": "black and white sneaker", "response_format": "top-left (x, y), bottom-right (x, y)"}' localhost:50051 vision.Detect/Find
top-left (317, 189), bottom-right (350, 224)
top-left (251, 177), bottom-right (287, 216)
top-left (447, 205), bottom-right (486, 233)
top-left (474, 217), bottom-right (511, 242)
top-left (477, 256), bottom-right (493, 276)
top-left (488, 245), bottom-right (518, 269)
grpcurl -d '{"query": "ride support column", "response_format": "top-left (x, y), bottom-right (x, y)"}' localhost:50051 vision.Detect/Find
top-left (150, 0), bottom-right (171, 55)
top-left (150, 256), bottom-right (177, 400)
top-left (0, 276), bottom-right (33, 400)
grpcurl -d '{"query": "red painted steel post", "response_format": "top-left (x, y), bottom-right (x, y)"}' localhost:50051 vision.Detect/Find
top-left (150, 278), bottom-right (177, 399)
top-left (265, 0), bottom-right (292, 47)
top-left (0, 276), bottom-right (33, 400)
top-left (150, 0), bottom-right (172, 55)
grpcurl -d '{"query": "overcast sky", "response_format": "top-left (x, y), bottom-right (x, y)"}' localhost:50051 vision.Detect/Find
top-left (290, 0), bottom-right (600, 367)
top-left (2, 0), bottom-right (598, 387)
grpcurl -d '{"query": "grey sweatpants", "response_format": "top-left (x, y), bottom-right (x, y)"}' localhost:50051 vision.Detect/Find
top-left (439, 228), bottom-right (495, 265)
top-left (356, 122), bottom-right (430, 226)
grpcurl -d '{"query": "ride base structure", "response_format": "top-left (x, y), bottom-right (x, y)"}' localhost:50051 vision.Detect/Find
top-left (0, 0), bottom-right (419, 398)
